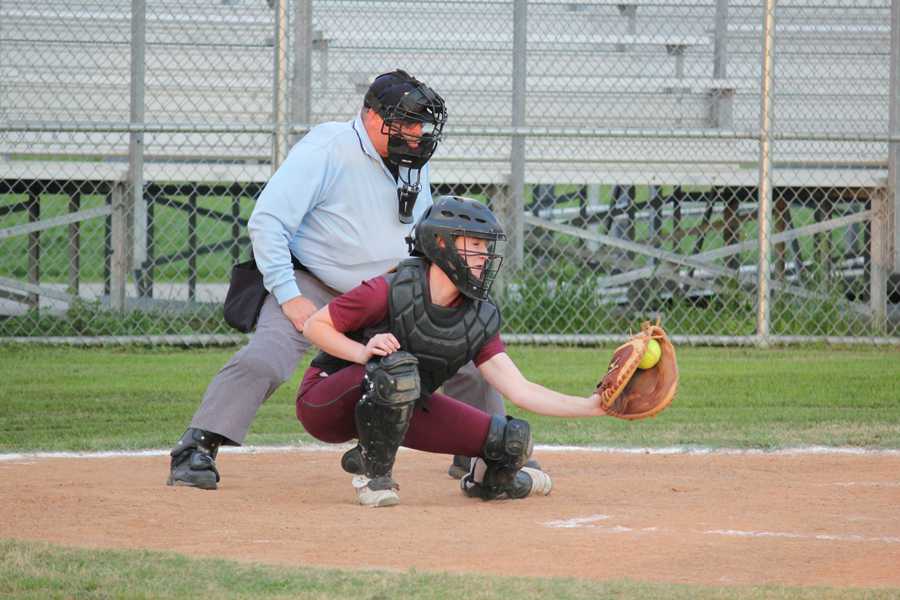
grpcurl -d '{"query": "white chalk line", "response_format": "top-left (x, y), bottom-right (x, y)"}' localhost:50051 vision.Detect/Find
top-left (827, 481), bottom-right (900, 488)
top-left (704, 529), bottom-right (900, 544)
top-left (542, 513), bottom-right (900, 544)
top-left (541, 516), bottom-right (900, 544)
top-left (2, 443), bottom-right (900, 462)
top-left (544, 514), bottom-right (610, 528)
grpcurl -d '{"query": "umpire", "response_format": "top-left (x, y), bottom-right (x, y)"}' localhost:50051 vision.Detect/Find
top-left (167, 70), bottom-right (506, 489)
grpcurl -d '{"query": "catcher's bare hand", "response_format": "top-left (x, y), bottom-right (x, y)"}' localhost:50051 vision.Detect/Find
top-left (587, 392), bottom-right (608, 417)
top-left (364, 333), bottom-right (401, 360)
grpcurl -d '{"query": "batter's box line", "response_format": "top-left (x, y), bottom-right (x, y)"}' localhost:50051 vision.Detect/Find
top-left (541, 515), bottom-right (900, 544)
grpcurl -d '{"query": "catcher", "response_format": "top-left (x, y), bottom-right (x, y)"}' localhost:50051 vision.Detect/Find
top-left (297, 195), bottom-right (677, 507)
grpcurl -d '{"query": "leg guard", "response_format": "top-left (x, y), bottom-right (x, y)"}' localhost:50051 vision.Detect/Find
top-left (167, 428), bottom-right (223, 490)
top-left (354, 352), bottom-right (420, 481)
top-left (461, 415), bottom-right (534, 500)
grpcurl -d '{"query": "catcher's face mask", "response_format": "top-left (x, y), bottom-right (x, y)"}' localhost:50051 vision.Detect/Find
top-left (450, 235), bottom-right (505, 299)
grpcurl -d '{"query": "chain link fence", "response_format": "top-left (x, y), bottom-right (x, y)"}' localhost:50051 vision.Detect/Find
top-left (1, 0), bottom-right (898, 344)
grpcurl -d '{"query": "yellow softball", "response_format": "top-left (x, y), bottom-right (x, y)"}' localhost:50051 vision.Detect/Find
top-left (638, 339), bottom-right (661, 370)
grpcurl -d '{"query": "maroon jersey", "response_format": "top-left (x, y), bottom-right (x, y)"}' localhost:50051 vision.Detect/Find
top-left (328, 275), bottom-right (506, 367)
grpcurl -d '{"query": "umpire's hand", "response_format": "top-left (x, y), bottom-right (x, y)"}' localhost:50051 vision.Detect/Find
top-left (281, 296), bottom-right (318, 333)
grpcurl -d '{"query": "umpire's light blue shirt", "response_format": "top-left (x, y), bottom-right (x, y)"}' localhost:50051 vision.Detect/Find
top-left (248, 114), bottom-right (433, 303)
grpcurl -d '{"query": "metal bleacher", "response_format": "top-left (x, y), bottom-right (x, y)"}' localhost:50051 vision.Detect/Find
top-left (0, 0), bottom-right (893, 188)
top-left (1, 0), bottom-right (896, 329)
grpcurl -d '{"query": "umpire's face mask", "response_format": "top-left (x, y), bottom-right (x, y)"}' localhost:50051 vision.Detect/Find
top-left (385, 119), bottom-right (442, 170)
top-left (380, 85), bottom-right (446, 170)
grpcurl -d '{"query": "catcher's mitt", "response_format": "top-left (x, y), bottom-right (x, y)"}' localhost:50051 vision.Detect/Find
top-left (595, 321), bottom-right (678, 420)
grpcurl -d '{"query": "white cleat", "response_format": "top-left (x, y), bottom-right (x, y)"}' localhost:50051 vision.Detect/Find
top-left (352, 475), bottom-right (400, 507)
top-left (460, 460), bottom-right (553, 500)
top-left (519, 466), bottom-right (553, 497)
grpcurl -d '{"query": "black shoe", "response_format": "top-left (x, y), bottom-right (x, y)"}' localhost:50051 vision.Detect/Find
top-left (449, 455), bottom-right (542, 480)
top-left (167, 428), bottom-right (222, 490)
top-left (460, 460), bottom-right (553, 500)
top-left (448, 455), bottom-right (471, 479)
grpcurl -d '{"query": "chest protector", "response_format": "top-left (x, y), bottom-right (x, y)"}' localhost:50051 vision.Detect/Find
top-left (308, 258), bottom-right (501, 402)
top-left (388, 258), bottom-right (501, 399)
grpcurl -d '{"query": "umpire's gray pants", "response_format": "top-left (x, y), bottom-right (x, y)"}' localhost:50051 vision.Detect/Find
top-left (190, 269), bottom-right (504, 445)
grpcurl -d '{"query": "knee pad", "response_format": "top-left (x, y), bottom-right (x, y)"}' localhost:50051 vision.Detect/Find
top-left (477, 415), bottom-right (533, 491)
top-left (363, 351), bottom-right (421, 407)
top-left (482, 415), bottom-right (533, 471)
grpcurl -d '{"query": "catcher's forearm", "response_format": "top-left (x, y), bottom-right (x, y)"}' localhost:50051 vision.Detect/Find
top-left (508, 381), bottom-right (605, 418)
top-left (480, 352), bottom-right (605, 417)
top-left (303, 309), bottom-right (368, 364)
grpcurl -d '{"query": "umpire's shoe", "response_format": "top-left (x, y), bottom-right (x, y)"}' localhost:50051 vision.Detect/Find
top-left (167, 428), bottom-right (222, 490)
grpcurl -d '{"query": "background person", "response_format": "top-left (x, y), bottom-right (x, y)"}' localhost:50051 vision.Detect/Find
top-left (167, 69), bottom-right (457, 489)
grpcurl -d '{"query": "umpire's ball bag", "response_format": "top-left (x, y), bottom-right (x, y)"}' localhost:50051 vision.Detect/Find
top-left (223, 260), bottom-right (268, 333)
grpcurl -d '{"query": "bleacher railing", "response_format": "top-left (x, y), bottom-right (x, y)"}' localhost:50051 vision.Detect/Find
top-left (1, 0), bottom-right (898, 345)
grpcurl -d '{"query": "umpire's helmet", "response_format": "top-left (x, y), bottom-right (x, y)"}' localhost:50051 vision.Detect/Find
top-left (407, 196), bottom-right (506, 301)
top-left (364, 70), bottom-right (447, 169)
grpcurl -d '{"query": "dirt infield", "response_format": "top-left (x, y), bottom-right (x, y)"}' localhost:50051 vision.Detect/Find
top-left (2, 449), bottom-right (899, 588)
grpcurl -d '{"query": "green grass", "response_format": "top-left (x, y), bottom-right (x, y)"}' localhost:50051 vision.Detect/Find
top-left (2, 346), bottom-right (899, 598)
top-left (1, 344), bottom-right (899, 452)
top-left (1, 540), bottom-right (896, 600)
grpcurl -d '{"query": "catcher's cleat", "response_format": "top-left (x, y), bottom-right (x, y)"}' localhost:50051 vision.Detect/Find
top-left (448, 455), bottom-right (543, 480)
top-left (509, 467), bottom-right (553, 498)
top-left (352, 475), bottom-right (400, 507)
top-left (460, 459), bottom-right (552, 500)
top-left (167, 428), bottom-right (222, 490)
top-left (341, 444), bottom-right (366, 475)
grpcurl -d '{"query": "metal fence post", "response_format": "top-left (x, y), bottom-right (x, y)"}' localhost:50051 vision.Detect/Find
top-left (272, 0), bottom-right (290, 171)
top-left (129, 0), bottom-right (146, 299)
top-left (709, 0), bottom-right (732, 127)
top-left (507, 0), bottom-right (527, 273)
top-left (713, 0), bottom-right (729, 80)
top-left (68, 189), bottom-right (81, 298)
top-left (874, 0), bottom-right (900, 331)
top-left (872, 189), bottom-right (890, 331)
top-left (26, 191), bottom-right (40, 311)
top-left (890, 0), bottom-right (900, 274)
top-left (756, 0), bottom-right (776, 346)
top-left (110, 183), bottom-right (130, 311)
top-left (291, 0), bottom-right (313, 147)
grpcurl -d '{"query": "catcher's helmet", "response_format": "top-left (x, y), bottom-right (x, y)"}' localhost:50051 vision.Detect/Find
top-left (407, 196), bottom-right (506, 301)
top-left (364, 70), bottom-right (447, 170)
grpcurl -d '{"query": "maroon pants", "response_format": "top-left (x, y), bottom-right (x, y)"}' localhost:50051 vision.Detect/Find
top-left (296, 365), bottom-right (492, 457)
